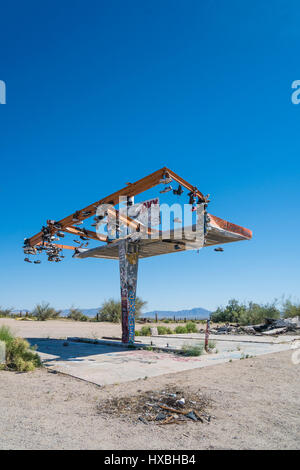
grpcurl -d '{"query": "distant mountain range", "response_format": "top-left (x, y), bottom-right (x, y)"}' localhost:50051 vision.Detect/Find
top-left (60, 306), bottom-right (211, 319)
top-left (142, 307), bottom-right (211, 320)
top-left (60, 308), bottom-right (99, 317)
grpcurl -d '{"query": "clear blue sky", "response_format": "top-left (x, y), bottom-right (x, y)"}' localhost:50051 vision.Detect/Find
top-left (1, 1), bottom-right (299, 312)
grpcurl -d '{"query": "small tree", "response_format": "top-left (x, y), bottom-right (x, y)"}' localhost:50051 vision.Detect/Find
top-left (211, 299), bottom-right (280, 325)
top-left (0, 307), bottom-right (13, 318)
top-left (244, 301), bottom-right (280, 325)
top-left (67, 307), bottom-right (88, 321)
top-left (211, 299), bottom-right (247, 323)
top-left (282, 299), bottom-right (300, 318)
top-left (98, 297), bottom-right (147, 323)
top-left (98, 299), bottom-right (120, 323)
top-left (31, 302), bottom-right (61, 321)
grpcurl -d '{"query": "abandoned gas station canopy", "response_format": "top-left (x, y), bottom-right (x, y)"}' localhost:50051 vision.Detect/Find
top-left (25, 167), bottom-right (252, 343)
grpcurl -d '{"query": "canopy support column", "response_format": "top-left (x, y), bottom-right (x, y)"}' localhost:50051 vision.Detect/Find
top-left (118, 240), bottom-right (139, 344)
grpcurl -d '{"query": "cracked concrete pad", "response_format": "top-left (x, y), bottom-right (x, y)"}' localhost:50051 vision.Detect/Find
top-left (28, 335), bottom-right (296, 387)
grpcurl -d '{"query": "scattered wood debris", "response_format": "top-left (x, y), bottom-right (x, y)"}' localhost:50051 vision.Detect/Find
top-left (210, 317), bottom-right (300, 336)
top-left (97, 387), bottom-right (212, 426)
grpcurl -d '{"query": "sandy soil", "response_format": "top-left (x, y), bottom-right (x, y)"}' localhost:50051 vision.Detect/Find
top-left (0, 319), bottom-right (299, 449)
top-left (0, 347), bottom-right (299, 450)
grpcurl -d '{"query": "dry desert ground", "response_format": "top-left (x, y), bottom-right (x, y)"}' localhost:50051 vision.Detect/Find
top-left (0, 318), bottom-right (299, 450)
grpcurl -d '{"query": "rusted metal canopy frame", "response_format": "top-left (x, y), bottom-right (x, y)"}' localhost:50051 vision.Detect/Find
top-left (27, 167), bottom-right (209, 248)
top-left (26, 167), bottom-right (252, 345)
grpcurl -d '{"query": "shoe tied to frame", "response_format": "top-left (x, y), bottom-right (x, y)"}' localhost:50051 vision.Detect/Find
top-left (159, 172), bottom-right (172, 185)
top-left (173, 184), bottom-right (183, 196)
top-left (159, 185), bottom-right (173, 194)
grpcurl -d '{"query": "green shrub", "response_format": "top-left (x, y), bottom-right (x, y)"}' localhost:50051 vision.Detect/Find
top-left (243, 301), bottom-right (280, 325)
top-left (282, 299), bottom-right (300, 318)
top-left (98, 297), bottom-right (147, 323)
top-left (0, 326), bottom-right (41, 372)
top-left (211, 299), bottom-right (281, 325)
top-left (181, 343), bottom-right (204, 356)
top-left (211, 299), bottom-right (247, 323)
top-left (67, 308), bottom-right (88, 321)
top-left (0, 307), bottom-right (14, 318)
top-left (175, 325), bottom-right (188, 334)
top-left (135, 330), bottom-right (140, 336)
top-left (0, 326), bottom-right (14, 344)
top-left (97, 299), bottom-right (120, 323)
top-left (157, 326), bottom-right (173, 335)
top-left (31, 302), bottom-right (61, 321)
top-left (140, 326), bottom-right (151, 336)
top-left (185, 321), bottom-right (198, 333)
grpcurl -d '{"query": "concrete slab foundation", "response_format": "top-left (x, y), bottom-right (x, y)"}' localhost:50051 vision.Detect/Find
top-left (28, 333), bottom-right (298, 387)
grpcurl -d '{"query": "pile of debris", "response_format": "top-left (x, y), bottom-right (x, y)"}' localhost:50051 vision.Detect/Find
top-left (98, 387), bottom-right (212, 426)
top-left (210, 317), bottom-right (300, 336)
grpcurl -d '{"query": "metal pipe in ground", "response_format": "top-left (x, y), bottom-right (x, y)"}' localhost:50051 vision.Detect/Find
top-left (204, 319), bottom-right (210, 352)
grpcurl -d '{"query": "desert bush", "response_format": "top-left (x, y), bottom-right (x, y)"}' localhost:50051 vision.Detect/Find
top-left (282, 299), bottom-right (300, 318)
top-left (211, 299), bottom-right (280, 325)
top-left (31, 302), bottom-right (61, 321)
top-left (0, 325), bottom-right (14, 344)
top-left (140, 326), bottom-right (151, 336)
top-left (157, 326), bottom-right (173, 335)
top-left (175, 325), bottom-right (188, 334)
top-left (243, 301), bottom-right (280, 325)
top-left (67, 307), bottom-right (88, 321)
top-left (98, 297), bottom-right (147, 323)
top-left (0, 307), bottom-right (14, 318)
top-left (208, 340), bottom-right (216, 350)
top-left (0, 326), bottom-right (41, 372)
top-left (98, 299), bottom-right (120, 323)
top-left (185, 321), bottom-right (198, 333)
top-left (211, 299), bottom-right (247, 323)
top-left (181, 343), bottom-right (204, 356)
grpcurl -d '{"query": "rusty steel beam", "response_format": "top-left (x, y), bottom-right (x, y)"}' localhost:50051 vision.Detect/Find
top-left (36, 242), bottom-right (76, 250)
top-left (61, 226), bottom-right (108, 243)
top-left (106, 207), bottom-right (159, 237)
top-left (28, 167), bottom-right (166, 246)
top-left (27, 167), bottom-right (210, 247)
top-left (166, 167), bottom-right (207, 201)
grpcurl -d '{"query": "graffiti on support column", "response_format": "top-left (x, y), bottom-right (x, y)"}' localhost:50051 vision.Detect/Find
top-left (119, 241), bottom-right (128, 342)
top-left (119, 240), bottom-right (139, 344)
top-left (127, 253), bottom-right (138, 343)
top-left (128, 288), bottom-right (136, 343)
top-left (121, 287), bottom-right (129, 342)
